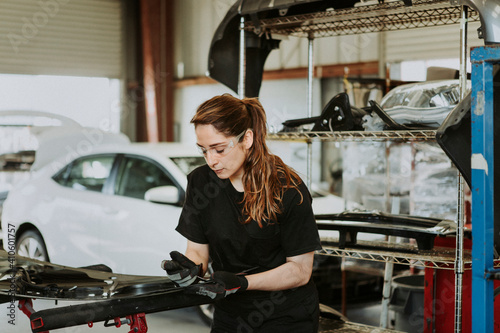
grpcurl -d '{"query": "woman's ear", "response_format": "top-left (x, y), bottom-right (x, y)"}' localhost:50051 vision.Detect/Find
top-left (244, 129), bottom-right (254, 149)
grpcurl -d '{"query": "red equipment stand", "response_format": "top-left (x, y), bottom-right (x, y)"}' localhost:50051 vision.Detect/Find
top-left (20, 299), bottom-right (150, 333)
top-left (104, 313), bottom-right (148, 333)
top-left (423, 237), bottom-right (500, 332)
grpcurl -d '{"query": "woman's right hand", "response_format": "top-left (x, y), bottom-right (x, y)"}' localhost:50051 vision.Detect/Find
top-left (161, 251), bottom-right (203, 287)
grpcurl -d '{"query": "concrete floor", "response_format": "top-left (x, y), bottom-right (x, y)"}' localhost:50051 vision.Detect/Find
top-left (345, 301), bottom-right (384, 327)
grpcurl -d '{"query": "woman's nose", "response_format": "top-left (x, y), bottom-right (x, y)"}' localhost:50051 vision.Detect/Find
top-left (205, 152), bottom-right (219, 167)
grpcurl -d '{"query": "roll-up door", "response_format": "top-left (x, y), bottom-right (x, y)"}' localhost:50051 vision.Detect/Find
top-left (385, 21), bottom-right (483, 63)
top-left (0, 0), bottom-right (122, 78)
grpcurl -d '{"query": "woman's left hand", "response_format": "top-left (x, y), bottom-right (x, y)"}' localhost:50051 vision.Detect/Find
top-left (186, 271), bottom-right (248, 300)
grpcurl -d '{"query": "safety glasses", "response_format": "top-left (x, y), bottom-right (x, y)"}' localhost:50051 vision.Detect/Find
top-left (197, 129), bottom-right (247, 157)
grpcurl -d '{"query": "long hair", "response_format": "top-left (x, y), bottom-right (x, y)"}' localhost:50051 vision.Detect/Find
top-left (191, 94), bottom-right (303, 227)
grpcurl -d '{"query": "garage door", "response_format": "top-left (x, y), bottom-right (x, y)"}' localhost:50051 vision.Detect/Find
top-left (0, 0), bottom-right (122, 78)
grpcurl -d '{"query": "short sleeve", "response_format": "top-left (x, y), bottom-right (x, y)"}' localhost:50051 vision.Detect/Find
top-left (279, 182), bottom-right (322, 257)
top-left (176, 167), bottom-right (210, 244)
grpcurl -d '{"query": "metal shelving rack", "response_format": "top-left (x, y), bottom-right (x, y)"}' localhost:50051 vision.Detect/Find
top-left (238, 0), bottom-right (481, 331)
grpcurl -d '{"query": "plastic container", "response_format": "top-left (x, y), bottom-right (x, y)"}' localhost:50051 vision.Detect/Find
top-left (389, 274), bottom-right (425, 333)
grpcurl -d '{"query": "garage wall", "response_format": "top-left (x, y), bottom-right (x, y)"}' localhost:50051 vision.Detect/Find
top-left (385, 21), bottom-right (483, 63)
top-left (174, 0), bottom-right (236, 79)
top-left (265, 21), bottom-right (483, 70)
top-left (0, 0), bottom-right (123, 78)
top-left (263, 33), bottom-right (380, 71)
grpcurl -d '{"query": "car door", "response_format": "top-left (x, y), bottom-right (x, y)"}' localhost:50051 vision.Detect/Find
top-left (45, 154), bottom-right (117, 268)
top-left (97, 155), bottom-right (188, 276)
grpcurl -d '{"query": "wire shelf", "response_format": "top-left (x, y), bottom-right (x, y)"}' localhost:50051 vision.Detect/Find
top-left (320, 245), bottom-right (460, 270)
top-left (267, 130), bottom-right (437, 142)
top-left (319, 245), bottom-right (500, 270)
top-left (246, 0), bottom-right (480, 38)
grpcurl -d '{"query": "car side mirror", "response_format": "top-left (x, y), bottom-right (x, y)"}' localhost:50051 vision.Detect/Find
top-left (144, 186), bottom-right (180, 204)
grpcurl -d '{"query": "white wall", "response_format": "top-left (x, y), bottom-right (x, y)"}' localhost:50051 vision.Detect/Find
top-left (174, 83), bottom-right (233, 144)
top-left (385, 21), bottom-right (483, 63)
top-left (264, 33), bottom-right (380, 70)
top-left (174, 0), bottom-right (237, 79)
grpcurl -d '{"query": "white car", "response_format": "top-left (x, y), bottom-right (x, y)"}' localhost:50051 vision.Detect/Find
top-left (1, 141), bottom-right (205, 277)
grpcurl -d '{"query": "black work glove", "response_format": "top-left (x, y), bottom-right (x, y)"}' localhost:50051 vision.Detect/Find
top-left (161, 251), bottom-right (202, 287)
top-left (186, 271), bottom-right (248, 300)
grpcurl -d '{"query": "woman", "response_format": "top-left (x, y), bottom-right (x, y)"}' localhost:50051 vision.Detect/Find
top-left (163, 93), bottom-right (322, 332)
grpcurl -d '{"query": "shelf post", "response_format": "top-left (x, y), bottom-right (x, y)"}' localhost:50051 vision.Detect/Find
top-left (470, 45), bottom-right (499, 333)
top-left (307, 36), bottom-right (314, 119)
top-left (454, 6), bottom-right (468, 332)
top-left (306, 36), bottom-right (314, 189)
top-left (238, 16), bottom-right (245, 99)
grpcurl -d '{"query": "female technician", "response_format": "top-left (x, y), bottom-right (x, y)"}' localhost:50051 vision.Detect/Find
top-left (162, 93), bottom-right (322, 332)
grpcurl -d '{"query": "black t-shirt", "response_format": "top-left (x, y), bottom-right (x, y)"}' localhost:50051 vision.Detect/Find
top-left (176, 164), bottom-right (322, 313)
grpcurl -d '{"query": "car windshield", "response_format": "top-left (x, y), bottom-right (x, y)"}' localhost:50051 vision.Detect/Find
top-left (170, 156), bottom-right (206, 175)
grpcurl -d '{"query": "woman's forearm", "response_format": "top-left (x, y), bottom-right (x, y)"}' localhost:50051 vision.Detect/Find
top-left (185, 241), bottom-right (210, 275)
top-left (245, 252), bottom-right (314, 291)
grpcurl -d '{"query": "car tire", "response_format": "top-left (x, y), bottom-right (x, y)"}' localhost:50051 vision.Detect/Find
top-left (16, 229), bottom-right (49, 262)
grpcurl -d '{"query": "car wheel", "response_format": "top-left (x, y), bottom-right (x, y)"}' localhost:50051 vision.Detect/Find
top-left (196, 303), bottom-right (214, 326)
top-left (16, 230), bottom-right (49, 262)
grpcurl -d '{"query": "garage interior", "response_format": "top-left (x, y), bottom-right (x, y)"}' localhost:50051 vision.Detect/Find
top-left (0, 0), bottom-right (499, 332)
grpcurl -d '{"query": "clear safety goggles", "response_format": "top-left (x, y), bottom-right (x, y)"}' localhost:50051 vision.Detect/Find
top-left (197, 129), bottom-right (247, 157)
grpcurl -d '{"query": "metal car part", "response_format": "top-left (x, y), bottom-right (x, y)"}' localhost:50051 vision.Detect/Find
top-left (316, 211), bottom-right (461, 251)
top-left (458, 0), bottom-right (500, 44)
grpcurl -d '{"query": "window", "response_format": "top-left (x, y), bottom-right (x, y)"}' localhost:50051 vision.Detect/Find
top-left (0, 74), bottom-right (121, 131)
top-left (115, 158), bottom-right (175, 200)
top-left (52, 164), bottom-right (71, 185)
top-left (63, 156), bottom-right (115, 192)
